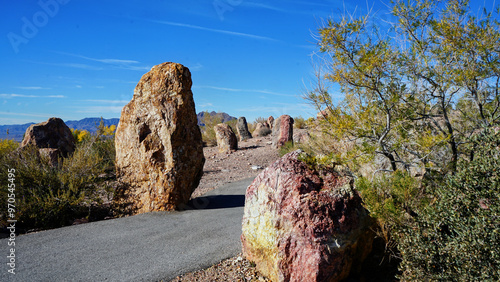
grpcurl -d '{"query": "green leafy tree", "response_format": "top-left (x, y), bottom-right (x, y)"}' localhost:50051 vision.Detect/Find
top-left (309, 0), bottom-right (500, 175)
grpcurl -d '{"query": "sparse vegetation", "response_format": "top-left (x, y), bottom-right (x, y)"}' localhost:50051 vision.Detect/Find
top-left (0, 122), bottom-right (116, 232)
top-left (305, 0), bottom-right (500, 279)
top-left (200, 111), bottom-right (224, 146)
top-left (293, 116), bottom-right (307, 129)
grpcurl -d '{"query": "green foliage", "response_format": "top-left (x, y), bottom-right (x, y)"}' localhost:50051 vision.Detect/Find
top-left (71, 128), bottom-right (90, 143)
top-left (356, 171), bottom-right (427, 244)
top-left (0, 139), bottom-right (19, 155)
top-left (293, 116), bottom-right (307, 129)
top-left (309, 0), bottom-right (500, 175)
top-left (396, 129), bottom-right (500, 281)
top-left (200, 111), bottom-right (224, 146)
top-left (278, 141), bottom-right (296, 157)
top-left (0, 130), bottom-right (115, 231)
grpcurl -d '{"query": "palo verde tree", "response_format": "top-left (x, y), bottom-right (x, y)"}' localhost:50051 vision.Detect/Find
top-left (309, 0), bottom-right (500, 176)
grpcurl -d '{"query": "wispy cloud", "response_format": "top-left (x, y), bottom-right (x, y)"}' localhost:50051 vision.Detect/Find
top-left (15, 86), bottom-right (51, 90)
top-left (148, 19), bottom-right (279, 42)
top-left (0, 111), bottom-right (54, 118)
top-left (55, 63), bottom-right (104, 70)
top-left (54, 51), bottom-right (151, 71)
top-left (195, 85), bottom-right (297, 97)
top-left (241, 2), bottom-right (288, 12)
top-left (76, 106), bottom-right (124, 114)
top-left (0, 94), bottom-right (65, 98)
top-left (81, 99), bottom-right (130, 104)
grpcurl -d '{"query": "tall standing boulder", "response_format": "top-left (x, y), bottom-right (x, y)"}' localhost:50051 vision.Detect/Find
top-left (114, 62), bottom-right (205, 215)
top-left (21, 117), bottom-right (76, 165)
top-left (237, 116), bottom-right (252, 141)
top-left (272, 115), bottom-right (294, 148)
top-left (241, 150), bottom-right (374, 282)
top-left (214, 123), bottom-right (238, 153)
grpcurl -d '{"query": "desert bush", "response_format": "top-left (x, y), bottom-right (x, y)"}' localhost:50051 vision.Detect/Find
top-left (248, 117), bottom-right (267, 134)
top-left (293, 116), bottom-right (307, 129)
top-left (356, 170), bottom-right (428, 248)
top-left (395, 128), bottom-right (500, 281)
top-left (0, 129), bottom-right (116, 232)
top-left (71, 128), bottom-right (90, 143)
top-left (0, 139), bottom-right (19, 155)
top-left (200, 111), bottom-right (223, 146)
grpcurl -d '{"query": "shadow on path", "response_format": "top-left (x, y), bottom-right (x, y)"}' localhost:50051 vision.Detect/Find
top-left (184, 194), bottom-right (245, 210)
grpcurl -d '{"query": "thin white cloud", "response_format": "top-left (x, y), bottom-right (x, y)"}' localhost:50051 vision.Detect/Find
top-left (0, 94), bottom-right (65, 98)
top-left (81, 99), bottom-right (130, 104)
top-left (76, 106), bottom-right (124, 114)
top-left (195, 85), bottom-right (297, 97)
top-left (199, 102), bottom-right (214, 108)
top-left (0, 111), bottom-right (53, 118)
top-left (58, 63), bottom-right (104, 70)
top-left (15, 86), bottom-right (51, 90)
top-left (149, 19), bottom-right (279, 42)
top-left (54, 51), bottom-right (151, 71)
top-left (241, 2), bottom-right (288, 12)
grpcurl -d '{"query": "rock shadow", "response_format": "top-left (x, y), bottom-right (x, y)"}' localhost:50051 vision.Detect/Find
top-left (182, 194), bottom-right (245, 210)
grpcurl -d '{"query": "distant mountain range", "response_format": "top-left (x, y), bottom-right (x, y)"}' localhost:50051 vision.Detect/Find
top-left (0, 118), bottom-right (120, 142)
top-left (197, 111), bottom-right (236, 126)
top-left (0, 112), bottom-right (236, 142)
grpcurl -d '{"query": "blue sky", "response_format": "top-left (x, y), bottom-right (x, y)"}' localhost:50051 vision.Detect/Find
top-left (1, 0), bottom-right (391, 125)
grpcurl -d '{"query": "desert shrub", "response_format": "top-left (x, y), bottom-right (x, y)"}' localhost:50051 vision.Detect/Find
top-left (200, 111), bottom-right (223, 147)
top-left (293, 116), bottom-right (307, 129)
top-left (71, 128), bottom-right (91, 143)
top-left (225, 118), bottom-right (238, 138)
top-left (248, 117), bottom-right (268, 134)
top-left (0, 130), bottom-right (116, 232)
top-left (0, 139), bottom-right (19, 155)
top-left (395, 128), bottom-right (500, 281)
top-left (278, 141), bottom-right (297, 157)
top-left (356, 171), bottom-right (427, 247)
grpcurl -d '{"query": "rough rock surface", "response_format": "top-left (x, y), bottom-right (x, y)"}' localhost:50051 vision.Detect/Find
top-left (21, 117), bottom-right (76, 158)
top-left (241, 150), bottom-right (374, 282)
top-left (293, 129), bottom-right (310, 144)
top-left (214, 123), bottom-right (238, 153)
top-left (114, 62), bottom-right (205, 215)
top-left (252, 122), bottom-right (272, 137)
top-left (237, 117), bottom-right (252, 141)
top-left (267, 116), bottom-right (275, 129)
top-left (21, 117), bottom-right (75, 166)
top-left (272, 115), bottom-right (294, 148)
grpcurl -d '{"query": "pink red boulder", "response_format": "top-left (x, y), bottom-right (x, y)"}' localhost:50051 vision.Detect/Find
top-left (241, 150), bottom-right (374, 282)
top-left (272, 115), bottom-right (294, 148)
top-left (114, 62), bottom-right (205, 215)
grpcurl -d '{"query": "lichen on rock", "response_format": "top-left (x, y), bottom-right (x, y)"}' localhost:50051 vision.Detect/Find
top-left (114, 62), bottom-right (205, 215)
top-left (241, 150), bottom-right (374, 282)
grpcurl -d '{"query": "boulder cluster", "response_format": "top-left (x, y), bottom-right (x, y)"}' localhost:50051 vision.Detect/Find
top-left (17, 61), bottom-right (375, 280)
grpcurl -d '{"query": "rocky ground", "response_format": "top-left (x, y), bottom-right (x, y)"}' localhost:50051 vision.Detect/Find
top-left (169, 135), bottom-right (279, 281)
top-left (192, 135), bottom-right (280, 198)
